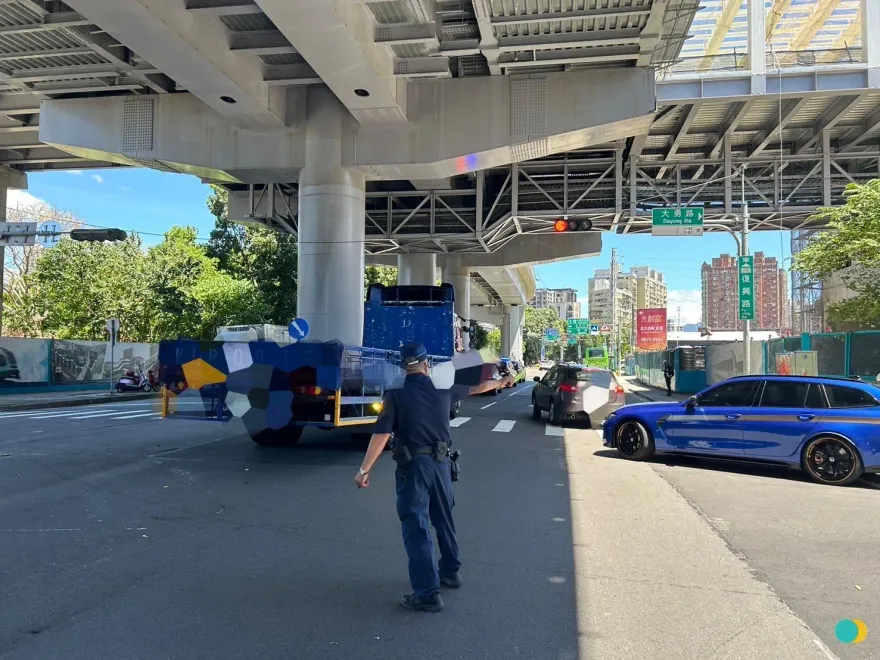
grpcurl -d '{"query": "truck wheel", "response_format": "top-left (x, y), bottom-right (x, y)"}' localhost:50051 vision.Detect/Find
top-left (251, 426), bottom-right (304, 447)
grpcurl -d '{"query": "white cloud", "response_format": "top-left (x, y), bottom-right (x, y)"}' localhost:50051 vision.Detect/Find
top-left (117, 185), bottom-right (133, 193)
top-left (92, 174), bottom-right (104, 184)
top-left (6, 189), bottom-right (46, 209)
top-left (667, 289), bottom-right (702, 325)
top-left (67, 170), bottom-right (84, 176)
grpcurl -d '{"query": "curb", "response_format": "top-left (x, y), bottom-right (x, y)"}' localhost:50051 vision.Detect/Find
top-left (0, 392), bottom-right (159, 413)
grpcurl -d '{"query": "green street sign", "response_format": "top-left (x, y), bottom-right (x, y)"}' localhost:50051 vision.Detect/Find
top-left (568, 337), bottom-right (577, 346)
top-left (651, 207), bottom-right (704, 236)
top-left (738, 255), bottom-right (755, 321)
top-left (566, 318), bottom-right (591, 336)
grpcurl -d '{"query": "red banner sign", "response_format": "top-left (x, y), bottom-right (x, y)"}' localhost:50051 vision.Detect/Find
top-left (637, 308), bottom-right (667, 351)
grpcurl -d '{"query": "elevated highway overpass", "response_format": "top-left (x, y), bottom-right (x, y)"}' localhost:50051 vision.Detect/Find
top-left (0, 0), bottom-right (877, 343)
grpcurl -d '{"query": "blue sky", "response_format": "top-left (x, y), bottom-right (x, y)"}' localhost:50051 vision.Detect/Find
top-left (13, 168), bottom-right (792, 325)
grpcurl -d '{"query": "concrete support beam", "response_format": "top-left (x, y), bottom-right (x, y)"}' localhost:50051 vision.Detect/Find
top-left (637, 0), bottom-right (668, 66)
top-left (375, 22), bottom-right (439, 49)
top-left (185, 0), bottom-right (262, 14)
top-left (40, 68), bottom-right (654, 182)
top-left (397, 253), bottom-right (437, 286)
top-left (255, 0), bottom-right (407, 124)
top-left (470, 0), bottom-right (501, 74)
top-left (492, 6), bottom-right (650, 26)
top-left (442, 256), bottom-right (471, 349)
top-left (62, 0), bottom-right (285, 129)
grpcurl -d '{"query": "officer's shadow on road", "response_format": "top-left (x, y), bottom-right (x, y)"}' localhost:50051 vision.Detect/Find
top-left (592, 449), bottom-right (880, 490)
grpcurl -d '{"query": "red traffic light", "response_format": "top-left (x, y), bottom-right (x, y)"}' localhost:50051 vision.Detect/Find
top-left (552, 219), bottom-right (593, 232)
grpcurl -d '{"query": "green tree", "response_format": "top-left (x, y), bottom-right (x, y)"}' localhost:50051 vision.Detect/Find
top-left (364, 265), bottom-right (397, 296)
top-left (205, 185), bottom-right (298, 324)
top-left (793, 180), bottom-right (880, 329)
top-left (32, 235), bottom-right (153, 341)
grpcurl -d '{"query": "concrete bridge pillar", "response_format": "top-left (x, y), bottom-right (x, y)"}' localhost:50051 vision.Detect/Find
top-left (501, 305), bottom-right (524, 361)
top-left (397, 254), bottom-right (437, 286)
top-left (442, 256), bottom-right (471, 350)
top-left (297, 88), bottom-right (366, 345)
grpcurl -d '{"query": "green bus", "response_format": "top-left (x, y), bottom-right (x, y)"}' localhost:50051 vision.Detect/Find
top-left (584, 346), bottom-right (610, 370)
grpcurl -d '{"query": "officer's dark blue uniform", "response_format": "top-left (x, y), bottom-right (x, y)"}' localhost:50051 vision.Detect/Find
top-left (373, 342), bottom-right (465, 611)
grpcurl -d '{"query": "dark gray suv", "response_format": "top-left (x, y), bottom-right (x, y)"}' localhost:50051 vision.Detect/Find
top-left (532, 365), bottom-right (625, 426)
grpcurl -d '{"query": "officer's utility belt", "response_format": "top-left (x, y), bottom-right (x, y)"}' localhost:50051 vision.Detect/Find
top-left (392, 442), bottom-right (449, 466)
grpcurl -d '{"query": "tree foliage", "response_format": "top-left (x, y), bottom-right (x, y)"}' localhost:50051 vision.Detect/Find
top-left (364, 265), bottom-right (397, 296)
top-left (793, 180), bottom-right (880, 329)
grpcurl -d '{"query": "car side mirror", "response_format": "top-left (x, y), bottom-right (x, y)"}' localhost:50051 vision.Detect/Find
top-left (533, 376), bottom-right (541, 382)
top-left (686, 396), bottom-right (698, 408)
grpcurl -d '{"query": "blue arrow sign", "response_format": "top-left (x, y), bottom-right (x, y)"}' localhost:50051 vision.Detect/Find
top-left (288, 318), bottom-right (310, 341)
top-left (545, 328), bottom-right (560, 340)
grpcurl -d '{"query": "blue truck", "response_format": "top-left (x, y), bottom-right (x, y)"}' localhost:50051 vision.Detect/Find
top-left (159, 283), bottom-right (462, 447)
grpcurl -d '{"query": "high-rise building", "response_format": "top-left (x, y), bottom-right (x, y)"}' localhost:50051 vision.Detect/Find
top-left (588, 277), bottom-right (633, 329)
top-left (529, 288), bottom-right (581, 320)
top-left (590, 266), bottom-right (667, 324)
top-left (701, 252), bottom-right (789, 331)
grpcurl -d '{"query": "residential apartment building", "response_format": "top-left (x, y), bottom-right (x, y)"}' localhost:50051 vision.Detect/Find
top-left (587, 277), bottom-right (633, 330)
top-left (701, 252), bottom-right (789, 331)
top-left (530, 288), bottom-right (581, 320)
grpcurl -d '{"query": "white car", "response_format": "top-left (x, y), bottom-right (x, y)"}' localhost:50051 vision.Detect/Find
top-left (538, 360), bottom-right (553, 370)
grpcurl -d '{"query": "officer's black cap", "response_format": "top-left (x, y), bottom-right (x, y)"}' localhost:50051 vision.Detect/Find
top-left (401, 342), bottom-right (428, 366)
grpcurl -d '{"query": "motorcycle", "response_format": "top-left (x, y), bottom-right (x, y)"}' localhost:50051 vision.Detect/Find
top-left (116, 368), bottom-right (160, 393)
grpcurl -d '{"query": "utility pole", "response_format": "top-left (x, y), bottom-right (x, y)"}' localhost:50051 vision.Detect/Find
top-left (741, 167), bottom-right (751, 373)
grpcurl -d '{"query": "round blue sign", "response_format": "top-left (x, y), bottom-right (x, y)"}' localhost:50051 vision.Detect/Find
top-left (288, 318), bottom-right (309, 340)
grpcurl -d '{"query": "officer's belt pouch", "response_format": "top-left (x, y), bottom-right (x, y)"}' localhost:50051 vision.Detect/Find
top-left (391, 444), bottom-right (412, 466)
top-left (433, 442), bottom-right (449, 461)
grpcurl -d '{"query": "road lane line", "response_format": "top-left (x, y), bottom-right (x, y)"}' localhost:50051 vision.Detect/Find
top-left (545, 425), bottom-right (564, 436)
top-left (492, 420), bottom-right (515, 432)
top-left (67, 411), bottom-right (146, 420)
top-left (449, 417), bottom-right (470, 428)
top-left (27, 409), bottom-right (121, 419)
top-left (480, 402), bottom-right (496, 409)
top-left (107, 412), bottom-right (162, 420)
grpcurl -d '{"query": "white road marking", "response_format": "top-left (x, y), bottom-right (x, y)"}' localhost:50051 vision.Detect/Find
top-left (27, 409), bottom-right (120, 419)
top-left (108, 412), bottom-right (162, 420)
top-left (449, 417), bottom-right (470, 428)
top-left (492, 420), bottom-right (515, 432)
top-left (480, 402), bottom-right (496, 409)
top-left (67, 411), bottom-right (144, 420)
top-left (545, 425), bottom-right (564, 436)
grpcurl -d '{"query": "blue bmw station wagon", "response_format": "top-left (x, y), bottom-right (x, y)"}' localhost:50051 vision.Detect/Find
top-left (602, 375), bottom-right (880, 486)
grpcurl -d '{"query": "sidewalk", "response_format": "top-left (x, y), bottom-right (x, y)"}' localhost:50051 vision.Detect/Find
top-left (620, 375), bottom-right (682, 403)
top-left (0, 388), bottom-right (159, 413)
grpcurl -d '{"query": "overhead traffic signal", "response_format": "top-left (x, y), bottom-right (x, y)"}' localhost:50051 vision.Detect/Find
top-left (69, 228), bottom-right (128, 242)
top-left (553, 218), bottom-right (593, 232)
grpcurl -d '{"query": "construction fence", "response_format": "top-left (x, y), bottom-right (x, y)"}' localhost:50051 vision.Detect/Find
top-left (636, 330), bottom-right (880, 394)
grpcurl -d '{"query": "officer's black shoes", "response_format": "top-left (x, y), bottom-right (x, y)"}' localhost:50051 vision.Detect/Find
top-left (440, 573), bottom-right (462, 589)
top-left (400, 592), bottom-right (444, 612)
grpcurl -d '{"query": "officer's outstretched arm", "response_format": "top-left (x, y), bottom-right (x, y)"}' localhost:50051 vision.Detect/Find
top-left (359, 433), bottom-right (392, 475)
top-left (469, 375), bottom-right (514, 395)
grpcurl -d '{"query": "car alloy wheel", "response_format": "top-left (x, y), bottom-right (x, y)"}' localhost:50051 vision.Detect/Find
top-left (802, 436), bottom-right (863, 486)
top-left (614, 420), bottom-right (654, 460)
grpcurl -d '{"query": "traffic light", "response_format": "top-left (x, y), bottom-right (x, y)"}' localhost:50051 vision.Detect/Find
top-left (553, 218), bottom-right (593, 232)
top-left (69, 228), bottom-right (128, 242)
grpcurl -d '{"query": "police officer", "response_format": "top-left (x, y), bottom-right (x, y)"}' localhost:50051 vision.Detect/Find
top-left (354, 342), bottom-right (514, 612)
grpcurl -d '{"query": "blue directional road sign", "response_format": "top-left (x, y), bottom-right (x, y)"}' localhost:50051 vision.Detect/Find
top-left (288, 318), bottom-right (310, 341)
top-left (590, 324), bottom-right (600, 336)
top-left (545, 328), bottom-right (560, 341)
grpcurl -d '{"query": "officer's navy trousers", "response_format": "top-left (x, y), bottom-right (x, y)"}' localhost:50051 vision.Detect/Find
top-left (395, 455), bottom-right (461, 598)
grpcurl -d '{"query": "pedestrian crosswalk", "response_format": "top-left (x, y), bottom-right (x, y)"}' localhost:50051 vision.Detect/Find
top-left (0, 406), bottom-right (166, 424)
top-left (448, 416), bottom-right (568, 436)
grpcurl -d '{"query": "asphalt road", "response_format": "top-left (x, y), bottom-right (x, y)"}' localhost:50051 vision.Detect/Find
top-left (0, 383), bottom-right (876, 659)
